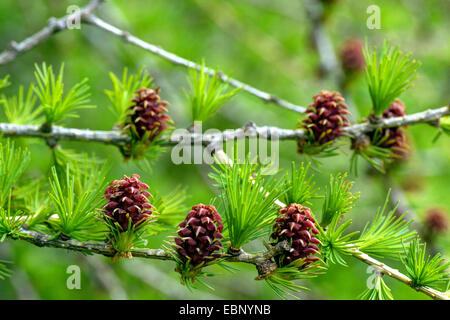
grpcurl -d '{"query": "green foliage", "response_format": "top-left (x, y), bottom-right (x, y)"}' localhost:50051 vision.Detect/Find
top-left (105, 217), bottom-right (153, 257)
top-left (6, 176), bottom-right (51, 232)
top-left (321, 173), bottom-right (359, 227)
top-left (47, 163), bottom-right (108, 241)
top-left (357, 192), bottom-right (416, 260)
top-left (34, 62), bottom-right (93, 127)
top-left (363, 40), bottom-right (421, 116)
top-left (151, 186), bottom-right (190, 231)
top-left (0, 199), bottom-right (28, 241)
top-left (185, 60), bottom-right (241, 122)
top-left (18, 183), bottom-right (51, 230)
top-left (0, 260), bottom-right (13, 280)
top-left (0, 75), bottom-right (9, 105)
top-left (282, 161), bottom-right (320, 206)
top-left (104, 67), bottom-right (153, 123)
top-left (0, 75), bottom-right (10, 90)
top-left (402, 238), bottom-right (449, 289)
top-left (359, 274), bottom-right (394, 300)
top-left (52, 148), bottom-right (103, 176)
top-left (210, 155), bottom-right (284, 249)
top-left (440, 116), bottom-right (450, 135)
top-left (350, 142), bottom-right (392, 176)
top-left (0, 140), bottom-right (30, 208)
top-left (121, 134), bottom-right (167, 167)
top-left (0, 84), bottom-right (42, 124)
top-left (433, 115), bottom-right (450, 142)
top-left (165, 242), bottom-right (218, 291)
top-left (318, 215), bottom-right (359, 266)
top-left (296, 129), bottom-right (341, 161)
top-left (11, 177), bottom-right (54, 233)
top-left (265, 259), bottom-right (326, 299)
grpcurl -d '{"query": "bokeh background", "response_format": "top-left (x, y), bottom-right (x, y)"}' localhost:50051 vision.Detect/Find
top-left (0, 0), bottom-right (449, 299)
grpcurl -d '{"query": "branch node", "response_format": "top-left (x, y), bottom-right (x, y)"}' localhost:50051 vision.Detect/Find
top-left (215, 70), bottom-right (224, 79)
top-left (269, 95), bottom-right (281, 104)
top-left (58, 233), bottom-right (71, 241)
top-left (47, 17), bottom-right (58, 27)
top-left (121, 31), bottom-right (131, 43)
top-left (368, 113), bottom-right (383, 125)
top-left (227, 246), bottom-right (243, 256)
top-left (255, 260), bottom-right (277, 280)
top-left (243, 121), bottom-right (256, 133)
top-left (351, 133), bottom-right (370, 151)
top-left (7, 41), bottom-right (19, 52)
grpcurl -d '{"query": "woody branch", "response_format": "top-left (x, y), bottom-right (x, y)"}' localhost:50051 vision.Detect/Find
top-left (12, 228), bottom-right (448, 300)
top-left (0, 106), bottom-right (448, 146)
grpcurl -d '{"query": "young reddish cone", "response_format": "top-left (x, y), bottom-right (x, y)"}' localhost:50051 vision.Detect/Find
top-left (126, 87), bottom-right (171, 142)
top-left (103, 174), bottom-right (153, 231)
top-left (271, 203), bottom-right (321, 269)
top-left (372, 99), bottom-right (409, 158)
top-left (298, 90), bottom-right (350, 153)
top-left (424, 208), bottom-right (448, 234)
top-left (174, 204), bottom-right (224, 266)
top-left (340, 39), bottom-right (365, 73)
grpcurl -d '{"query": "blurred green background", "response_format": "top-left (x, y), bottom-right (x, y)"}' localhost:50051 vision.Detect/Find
top-left (0, 0), bottom-right (449, 299)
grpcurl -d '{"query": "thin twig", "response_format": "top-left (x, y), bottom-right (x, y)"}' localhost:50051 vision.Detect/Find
top-left (0, 1), bottom-right (306, 114)
top-left (9, 145), bottom-right (449, 300)
top-left (0, 0), bottom-right (105, 65)
top-left (0, 0), bottom-right (448, 129)
top-left (350, 248), bottom-right (448, 300)
top-left (303, 0), bottom-right (362, 119)
top-left (304, 0), bottom-right (343, 85)
top-left (83, 14), bottom-right (306, 113)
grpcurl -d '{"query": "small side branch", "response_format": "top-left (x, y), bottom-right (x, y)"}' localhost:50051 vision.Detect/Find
top-left (83, 15), bottom-right (306, 113)
top-left (348, 106), bottom-right (449, 135)
top-left (350, 248), bottom-right (449, 300)
top-left (304, 0), bottom-right (343, 85)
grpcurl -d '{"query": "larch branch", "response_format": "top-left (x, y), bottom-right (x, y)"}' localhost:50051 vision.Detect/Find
top-left (0, 106), bottom-right (448, 147)
top-left (12, 228), bottom-right (448, 300)
top-left (15, 228), bottom-right (286, 265)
